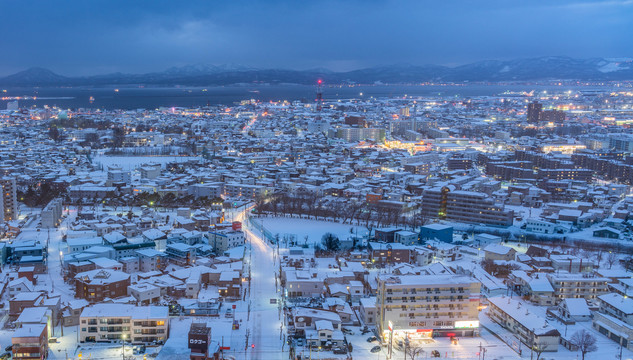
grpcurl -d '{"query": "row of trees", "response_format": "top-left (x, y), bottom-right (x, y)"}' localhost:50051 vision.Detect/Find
top-left (254, 192), bottom-right (429, 229)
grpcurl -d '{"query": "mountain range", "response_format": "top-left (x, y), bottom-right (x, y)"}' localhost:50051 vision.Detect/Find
top-left (1, 56), bottom-right (632, 87)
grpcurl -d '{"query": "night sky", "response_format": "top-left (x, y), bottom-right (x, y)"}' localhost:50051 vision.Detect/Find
top-left (1, 0), bottom-right (631, 76)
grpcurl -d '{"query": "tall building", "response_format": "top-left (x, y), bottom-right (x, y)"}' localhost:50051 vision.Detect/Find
top-left (527, 101), bottom-right (542, 123)
top-left (0, 177), bottom-right (18, 221)
top-left (41, 198), bottom-right (63, 228)
top-left (376, 274), bottom-right (481, 342)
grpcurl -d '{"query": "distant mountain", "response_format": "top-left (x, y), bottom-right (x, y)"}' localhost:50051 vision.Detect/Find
top-left (1, 57), bottom-right (632, 87)
top-left (0, 67), bottom-right (70, 86)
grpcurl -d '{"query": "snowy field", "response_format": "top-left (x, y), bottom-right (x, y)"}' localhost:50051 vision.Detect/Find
top-left (252, 216), bottom-right (370, 246)
top-left (93, 154), bottom-right (199, 170)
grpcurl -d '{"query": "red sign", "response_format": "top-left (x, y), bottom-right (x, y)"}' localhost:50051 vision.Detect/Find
top-left (232, 304), bottom-right (236, 309)
top-left (220, 346), bottom-right (231, 350)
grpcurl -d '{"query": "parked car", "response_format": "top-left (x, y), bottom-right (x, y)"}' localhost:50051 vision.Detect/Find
top-left (296, 338), bottom-right (305, 347)
top-left (366, 336), bottom-right (377, 343)
top-left (332, 347), bottom-right (346, 355)
top-left (370, 346), bottom-right (382, 353)
top-left (341, 328), bottom-right (354, 335)
top-left (431, 350), bottom-right (441, 357)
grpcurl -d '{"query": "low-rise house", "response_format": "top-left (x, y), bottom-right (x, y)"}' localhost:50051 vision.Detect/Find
top-left (62, 299), bottom-right (90, 327)
top-left (74, 269), bottom-right (131, 303)
top-left (359, 297), bottom-right (376, 326)
top-left (558, 298), bottom-right (592, 322)
top-left (483, 244), bottom-right (516, 261)
top-left (128, 283), bottom-right (161, 305)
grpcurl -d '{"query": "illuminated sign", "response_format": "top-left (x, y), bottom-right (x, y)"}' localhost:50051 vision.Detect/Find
top-left (454, 321), bottom-right (479, 329)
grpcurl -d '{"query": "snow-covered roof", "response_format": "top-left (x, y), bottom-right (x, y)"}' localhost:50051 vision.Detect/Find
top-left (80, 303), bottom-right (168, 319)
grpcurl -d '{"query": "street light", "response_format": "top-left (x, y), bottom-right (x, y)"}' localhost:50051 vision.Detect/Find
top-left (122, 334), bottom-right (127, 360)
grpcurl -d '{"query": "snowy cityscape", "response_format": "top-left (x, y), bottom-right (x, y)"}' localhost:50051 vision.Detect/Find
top-left (2, 1), bottom-right (633, 360)
top-left (0, 81), bottom-right (632, 360)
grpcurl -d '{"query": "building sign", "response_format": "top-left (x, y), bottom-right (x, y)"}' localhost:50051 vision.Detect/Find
top-left (454, 320), bottom-right (479, 329)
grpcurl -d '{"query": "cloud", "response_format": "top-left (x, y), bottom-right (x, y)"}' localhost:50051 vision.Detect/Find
top-left (0, 0), bottom-right (630, 75)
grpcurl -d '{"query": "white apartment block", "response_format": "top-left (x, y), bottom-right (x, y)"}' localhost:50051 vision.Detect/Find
top-left (79, 304), bottom-right (168, 344)
top-left (488, 296), bottom-right (560, 352)
top-left (208, 229), bottom-right (245, 254)
top-left (41, 198), bottom-right (63, 228)
top-left (546, 273), bottom-right (609, 303)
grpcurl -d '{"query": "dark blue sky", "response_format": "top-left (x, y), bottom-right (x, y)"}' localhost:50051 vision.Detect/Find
top-left (1, 0), bottom-right (631, 76)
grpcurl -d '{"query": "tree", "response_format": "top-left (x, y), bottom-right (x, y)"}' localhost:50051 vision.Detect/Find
top-left (570, 329), bottom-right (597, 360)
top-left (405, 344), bottom-right (424, 360)
top-left (112, 126), bottom-right (125, 148)
top-left (531, 343), bottom-right (546, 360)
top-left (606, 251), bottom-right (618, 269)
top-left (321, 233), bottom-right (340, 252)
top-left (48, 126), bottom-right (60, 142)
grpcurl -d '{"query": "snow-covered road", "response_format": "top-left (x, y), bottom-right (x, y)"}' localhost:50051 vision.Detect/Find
top-left (239, 208), bottom-right (286, 359)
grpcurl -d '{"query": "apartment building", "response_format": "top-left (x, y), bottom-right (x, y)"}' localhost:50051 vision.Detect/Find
top-left (421, 187), bottom-right (514, 227)
top-left (79, 304), bottom-right (169, 344)
top-left (223, 182), bottom-right (268, 199)
top-left (208, 229), bottom-right (245, 254)
top-left (165, 243), bottom-right (196, 266)
top-left (284, 269), bottom-right (324, 298)
top-left (488, 296), bottom-right (560, 352)
top-left (376, 274), bottom-right (481, 342)
top-left (368, 242), bottom-right (413, 265)
top-left (593, 293), bottom-right (633, 351)
top-left (106, 165), bottom-right (131, 186)
top-left (547, 273), bottom-right (609, 303)
top-left (41, 198), bottom-right (63, 228)
top-left (335, 127), bottom-right (386, 143)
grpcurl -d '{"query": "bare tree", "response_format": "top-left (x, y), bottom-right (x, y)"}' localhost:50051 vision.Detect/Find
top-left (570, 329), bottom-right (598, 360)
top-left (531, 343), bottom-right (546, 360)
top-left (606, 252), bottom-right (618, 269)
top-left (405, 345), bottom-right (425, 360)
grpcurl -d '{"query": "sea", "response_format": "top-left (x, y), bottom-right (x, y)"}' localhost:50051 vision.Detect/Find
top-left (0, 83), bottom-right (616, 110)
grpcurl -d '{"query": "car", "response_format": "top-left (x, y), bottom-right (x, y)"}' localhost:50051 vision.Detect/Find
top-left (296, 338), bottom-right (305, 347)
top-left (366, 336), bottom-right (377, 343)
top-left (341, 328), bottom-right (354, 335)
top-left (431, 350), bottom-right (441, 358)
top-left (332, 347), bottom-right (346, 355)
top-left (370, 346), bottom-right (382, 353)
